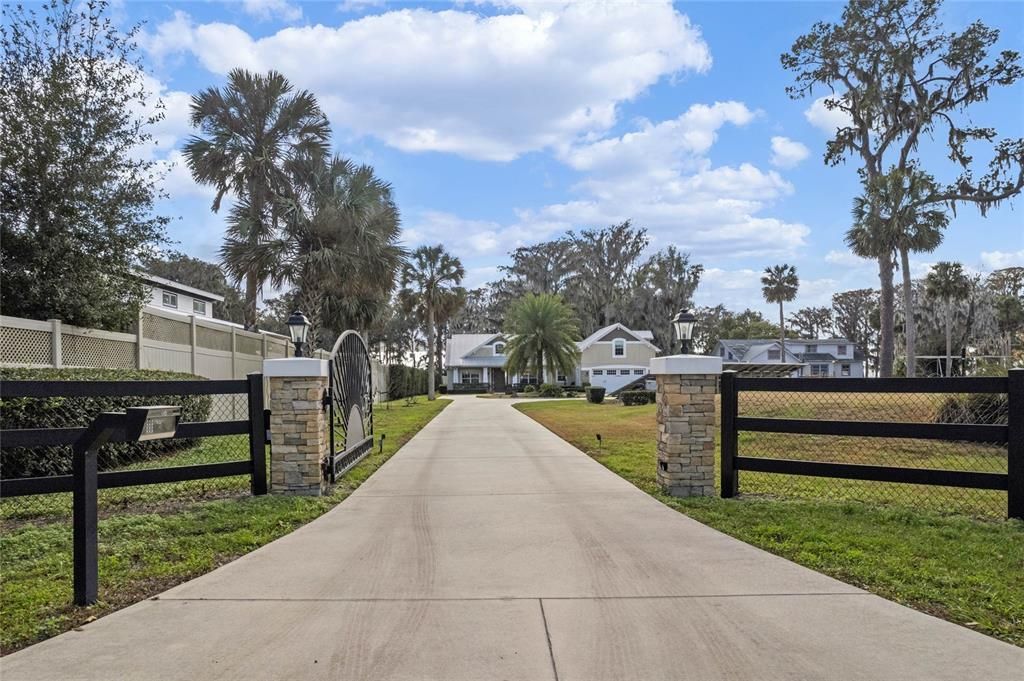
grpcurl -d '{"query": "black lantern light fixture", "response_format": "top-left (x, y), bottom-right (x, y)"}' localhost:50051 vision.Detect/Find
top-left (286, 310), bottom-right (311, 357)
top-left (672, 307), bottom-right (698, 355)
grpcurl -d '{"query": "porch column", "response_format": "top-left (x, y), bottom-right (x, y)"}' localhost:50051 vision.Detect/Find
top-left (263, 358), bottom-right (329, 496)
top-left (650, 355), bottom-right (723, 498)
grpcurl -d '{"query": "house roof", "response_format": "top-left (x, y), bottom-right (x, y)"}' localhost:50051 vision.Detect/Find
top-left (720, 338), bottom-right (860, 362)
top-left (140, 272), bottom-right (225, 303)
top-left (577, 323), bottom-right (659, 352)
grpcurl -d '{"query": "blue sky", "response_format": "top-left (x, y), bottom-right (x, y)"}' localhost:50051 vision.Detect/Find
top-left (128, 0), bottom-right (1024, 318)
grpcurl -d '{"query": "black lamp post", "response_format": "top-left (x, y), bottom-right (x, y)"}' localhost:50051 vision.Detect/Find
top-left (672, 307), bottom-right (697, 355)
top-left (286, 310), bottom-right (311, 357)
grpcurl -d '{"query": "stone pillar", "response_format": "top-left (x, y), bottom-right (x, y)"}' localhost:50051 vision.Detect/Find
top-left (263, 358), bottom-right (330, 496)
top-left (650, 355), bottom-right (723, 498)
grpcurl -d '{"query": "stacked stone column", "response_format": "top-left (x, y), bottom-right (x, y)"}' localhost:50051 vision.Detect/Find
top-left (650, 356), bottom-right (723, 498)
top-left (263, 359), bottom-right (329, 496)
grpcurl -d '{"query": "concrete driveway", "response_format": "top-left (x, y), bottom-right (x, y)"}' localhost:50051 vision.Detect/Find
top-left (4, 395), bottom-right (1022, 680)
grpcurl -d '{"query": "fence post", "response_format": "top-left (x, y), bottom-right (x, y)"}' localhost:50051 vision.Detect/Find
top-left (49, 319), bottom-right (63, 368)
top-left (190, 316), bottom-right (198, 375)
top-left (1008, 368), bottom-right (1023, 520)
top-left (720, 370), bottom-right (739, 498)
top-left (72, 434), bottom-right (100, 606)
top-left (248, 372), bottom-right (268, 496)
top-left (135, 308), bottom-right (145, 369)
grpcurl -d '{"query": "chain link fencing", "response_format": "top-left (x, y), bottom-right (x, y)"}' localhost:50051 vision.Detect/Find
top-left (734, 389), bottom-right (1009, 517)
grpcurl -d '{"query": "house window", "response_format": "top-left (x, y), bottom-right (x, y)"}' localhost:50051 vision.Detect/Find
top-left (634, 369), bottom-right (645, 375)
top-left (462, 370), bottom-right (481, 384)
top-left (806, 344), bottom-right (817, 353)
top-left (613, 339), bottom-right (625, 357)
top-left (193, 299), bottom-right (208, 316)
top-left (810, 364), bottom-right (829, 377)
top-left (837, 344), bottom-right (847, 356)
top-left (592, 369), bottom-right (604, 376)
top-left (161, 291), bottom-right (178, 309)
top-left (767, 349), bottom-right (781, 360)
top-left (494, 343), bottom-right (505, 355)
top-left (556, 373), bottom-right (567, 382)
top-left (841, 364), bottom-right (851, 377)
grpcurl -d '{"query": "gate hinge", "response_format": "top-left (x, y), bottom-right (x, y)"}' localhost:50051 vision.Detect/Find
top-left (321, 389), bottom-right (331, 412)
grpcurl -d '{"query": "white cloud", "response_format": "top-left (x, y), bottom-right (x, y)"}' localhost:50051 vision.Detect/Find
top-left (560, 101), bottom-right (756, 174)
top-left (242, 0), bottom-right (303, 23)
top-left (804, 95), bottom-right (852, 135)
top-left (824, 249), bottom-right (872, 267)
top-left (143, 1), bottom-right (711, 160)
top-left (404, 210), bottom-right (567, 259)
top-left (769, 136), bottom-right (809, 168)
top-left (980, 249), bottom-right (1024, 270)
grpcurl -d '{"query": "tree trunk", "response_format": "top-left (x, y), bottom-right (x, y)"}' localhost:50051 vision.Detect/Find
top-left (536, 350), bottom-right (544, 385)
top-left (778, 301), bottom-right (786, 359)
top-left (244, 272), bottom-right (259, 331)
top-left (877, 255), bottom-right (895, 377)
top-left (900, 247), bottom-right (916, 378)
top-left (426, 306), bottom-right (436, 400)
top-left (945, 305), bottom-right (953, 377)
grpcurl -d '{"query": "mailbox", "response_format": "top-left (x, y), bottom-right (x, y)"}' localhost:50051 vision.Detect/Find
top-left (125, 406), bottom-right (181, 441)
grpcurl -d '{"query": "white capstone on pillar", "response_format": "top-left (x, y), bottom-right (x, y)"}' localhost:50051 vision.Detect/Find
top-left (649, 355), bottom-right (723, 498)
top-left (263, 358), bottom-right (330, 496)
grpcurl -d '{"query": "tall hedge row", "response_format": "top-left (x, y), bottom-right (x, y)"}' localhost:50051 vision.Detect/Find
top-left (0, 367), bottom-right (213, 478)
top-left (387, 364), bottom-right (428, 400)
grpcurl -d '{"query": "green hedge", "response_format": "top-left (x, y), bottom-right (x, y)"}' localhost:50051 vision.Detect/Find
top-left (620, 390), bottom-right (650, 406)
top-left (387, 364), bottom-right (428, 399)
top-left (538, 383), bottom-right (564, 398)
top-left (0, 368), bottom-right (213, 478)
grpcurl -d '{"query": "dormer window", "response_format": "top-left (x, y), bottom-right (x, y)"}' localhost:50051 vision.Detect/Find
top-left (767, 349), bottom-right (781, 360)
top-left (837, 344), bottom-right (847, 356)
top-left (493, 343), bottom-right (505, 355)
top-left (613, 339), bottom-right (626, 357)
top-left (806, 344), bottom-right (817, 354)
top-left (193, 299), bottom-right (207, 316)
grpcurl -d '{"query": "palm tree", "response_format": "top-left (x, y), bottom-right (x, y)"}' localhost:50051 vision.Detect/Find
top-left (925, 262), bottom-right (972, 376)
top-left (761, 265), bottom-right (799, 359)
top-left (184, 69), bottom-right (331, 328)
top-left (503, 294), bottom-right (580, 384)
top-left (401, 246), bottom-right (465, 400)
top-left (224, 154), bottom-right (403, 346)
top-left (850, 170), bottom-right (947, 376)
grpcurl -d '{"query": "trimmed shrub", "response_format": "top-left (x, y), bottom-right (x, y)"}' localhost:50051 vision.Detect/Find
top-left (0, 367), bottom-right (213, 478)
top-left (387, 364), bottom-right (428, 399)
top-left (523, 384), bottom-right (537, 394)
top-left (450, 382), bottom-right (488, 394)
top-left (538, 383), bottom-right (564, 398)
top-left (935, 393), bottom-right (1008, 425)
top-left (620, 390), bottom-right (649, 406)
top-left (586, 386), bottom-right (606, 404)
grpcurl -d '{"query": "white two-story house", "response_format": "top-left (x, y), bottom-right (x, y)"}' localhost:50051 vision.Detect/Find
top-left (141, 272), bottom-right (223, 320)
top-left (717, 338), bottom-right (865, 377)
top-left (445, 323), bottom-right (660, 393)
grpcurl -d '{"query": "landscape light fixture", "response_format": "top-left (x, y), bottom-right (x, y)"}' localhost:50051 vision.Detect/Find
top-left (672, 308), bottom-right (697, 355)
top-left (286, 310), bottom-right (311, 357)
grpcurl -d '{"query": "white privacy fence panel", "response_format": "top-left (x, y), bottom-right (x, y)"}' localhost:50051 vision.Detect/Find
top-left (1, 312), bottom-right (390, 402)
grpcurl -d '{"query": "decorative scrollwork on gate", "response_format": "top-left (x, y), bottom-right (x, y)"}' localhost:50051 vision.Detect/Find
top-left (327, 330), bottom-right (374, 482)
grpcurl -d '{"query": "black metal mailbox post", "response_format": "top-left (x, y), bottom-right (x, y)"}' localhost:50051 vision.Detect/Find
top-left (73, 406), bottom-right (181, 605)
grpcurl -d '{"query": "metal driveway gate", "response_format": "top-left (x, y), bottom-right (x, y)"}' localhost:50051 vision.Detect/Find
top-left (327, 330), bottom-right (374, 483)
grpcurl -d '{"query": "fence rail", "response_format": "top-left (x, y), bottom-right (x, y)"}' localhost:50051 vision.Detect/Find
top-left (720, 369), bottom-right (1021, 519)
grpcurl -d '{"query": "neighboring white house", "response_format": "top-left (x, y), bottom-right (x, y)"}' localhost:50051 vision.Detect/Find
top-left (717, 338), bottom-right (865, 377)
top-left (444, 323), bottom-right (660, 393)
top-left (141, 272), bottom-right (223, 320)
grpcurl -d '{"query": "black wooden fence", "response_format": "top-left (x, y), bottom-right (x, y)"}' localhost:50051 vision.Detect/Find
top-left (720, 369), bottom-right (1021, 519)
top-left (0, 374), bottom-right (269, 604)
top-left (0, 375), bottom-right (267, 497)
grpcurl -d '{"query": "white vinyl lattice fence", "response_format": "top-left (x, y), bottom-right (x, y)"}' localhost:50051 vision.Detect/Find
top-left (1, 312), bottom-right (389, 402)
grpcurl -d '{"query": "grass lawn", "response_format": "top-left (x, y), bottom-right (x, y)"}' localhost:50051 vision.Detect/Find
top-left (0, 397), bottom-right (450, 654)
top-left (514, 399), bottom-right (1024, 647)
